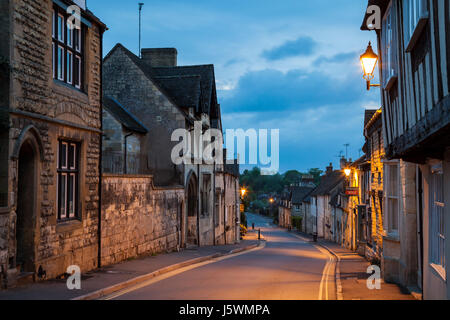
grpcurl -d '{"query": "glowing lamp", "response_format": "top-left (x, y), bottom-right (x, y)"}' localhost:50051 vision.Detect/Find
top-left (360, 42), bottom-right (380, 90)
top-left (344, 169), bottom-right (352, 177)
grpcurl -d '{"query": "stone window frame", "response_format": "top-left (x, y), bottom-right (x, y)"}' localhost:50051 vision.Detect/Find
top-left (52, 5), bottom-right (85, 90)
top-left (57, 139), bottom-right (80, 222)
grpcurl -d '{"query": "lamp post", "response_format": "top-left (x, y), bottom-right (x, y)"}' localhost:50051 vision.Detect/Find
top-left (138, 3), bottom-right (144, 58)
top-left (360, 42), bottom-right (380, 91)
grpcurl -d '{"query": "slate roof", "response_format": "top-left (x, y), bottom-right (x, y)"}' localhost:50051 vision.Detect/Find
top-left (103, 96), bottom-right (148, 134)
top-left (291, 186), bottom-right (315, 205)
top-left (310, 171), bottom-right (345, 197)
top-left (104, 44), bottom-right (190, 121)
top-left (364, 109), bottom-right (378, 128)
top-left (151, 65), bottom-right (218, 115)
top-left (153, 75), bottom-right (201, 110)
top-left (105, 44), bottom-right (219, 121)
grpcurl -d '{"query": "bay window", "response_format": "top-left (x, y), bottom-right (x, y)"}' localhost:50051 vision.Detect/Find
top-left (403, 0), bottom-right (429, 51)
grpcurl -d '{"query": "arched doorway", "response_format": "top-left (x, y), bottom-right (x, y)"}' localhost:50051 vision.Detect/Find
top-left (16, 139), bottom-right (37, 273)
top-left (186, 173), bottom-right (198, 246)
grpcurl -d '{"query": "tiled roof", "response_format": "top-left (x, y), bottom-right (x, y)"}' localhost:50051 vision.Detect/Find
top-left (310, 171), bottom-right (345, 197)
top-left (103, 96), bottom-right (148, 134)
top-left (152, 75), bottom-right (201, 110)
top-left (291, 186), bottom-right (315, 205)
top-left (364, 109), bottom-right (378, 128)
top-left (150, 65), bottom-right (217, 115)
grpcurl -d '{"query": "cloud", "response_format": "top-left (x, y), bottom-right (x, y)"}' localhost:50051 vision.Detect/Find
top-left (261, 36), bottom-right (317, 61)
top-left (313, 51), bottom-right (359, 66)
top-left (221, 67), bottom-right (377, 113)
top-left (220, 65), bottom-right (380, 172)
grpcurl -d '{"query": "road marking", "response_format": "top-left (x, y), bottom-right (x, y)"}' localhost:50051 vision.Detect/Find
top-left (101, 242), bottom-right (267, 300)
top-left (288, 232), bottom-right (335, 300)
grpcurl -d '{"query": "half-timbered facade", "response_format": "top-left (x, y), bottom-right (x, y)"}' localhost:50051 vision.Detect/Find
top-left (362, 0), bottom-right (450, 299)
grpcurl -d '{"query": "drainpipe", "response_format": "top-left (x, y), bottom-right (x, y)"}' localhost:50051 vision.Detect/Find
top-left (123, 133), bottom-right (133, 174)
top-left (224, 171), bottom-right (227, 245)
top-left (197, 163), bottom-right (200, 247)
top-left (98, 25), bottom-right (106, 269)
top-left (213, 159), bottom-right (216, 245)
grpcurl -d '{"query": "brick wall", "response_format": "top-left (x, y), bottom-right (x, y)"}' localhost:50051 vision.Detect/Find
top-left (101, 174), bottom-right (184, 266)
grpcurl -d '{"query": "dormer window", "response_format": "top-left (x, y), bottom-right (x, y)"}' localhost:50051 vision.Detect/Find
top-left (52, 6), bottom-right (84, 90)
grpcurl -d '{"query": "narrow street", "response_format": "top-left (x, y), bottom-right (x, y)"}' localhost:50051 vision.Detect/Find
top-left (104, 213), bottom-right (336, 300)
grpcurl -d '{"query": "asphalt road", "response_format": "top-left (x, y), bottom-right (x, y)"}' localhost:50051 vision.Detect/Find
top-left (106, 213), bottom-right (336, 300)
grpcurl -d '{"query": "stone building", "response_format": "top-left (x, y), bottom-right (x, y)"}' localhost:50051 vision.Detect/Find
top-left (290, 186), bottom-right (315, 233)
top-left (103, 44), bottom-right (238, 249)
top-left (102, 97), bottom-right (148, 175)
top-left (0, 0), bottom-right (106, 287)
top-left (214, 152), bottom-right (241, 245)
top-left (309, 164), bottom-right (345, 240)
top-left (365, 109), bottom-right (385, 261)
top-left (278, 189), bottom-right (291, 229)
top-left (361, 0), bottom-right (449, 298)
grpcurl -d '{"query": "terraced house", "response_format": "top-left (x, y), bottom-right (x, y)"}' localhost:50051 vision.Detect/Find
top-left (0, 0), bottom-right (106, 287)
top-left (362, 0), bottom-right (450, 299)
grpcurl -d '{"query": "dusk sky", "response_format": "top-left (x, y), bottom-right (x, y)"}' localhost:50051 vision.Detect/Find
top-left (89, 0), bottom-right (380, 174)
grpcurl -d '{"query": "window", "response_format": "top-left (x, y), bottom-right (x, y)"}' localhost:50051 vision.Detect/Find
top-left (52, 6), bottom-right (84, 89)
top-left (57, 140), bottom-right (80, 221)
top-left (381, 3), bottom-right (398, 88)
top-left (404, 0), bottom-right (428, 49)
top-left (202, 174), bottom-right (211, 216)
top-left (430, 163), bottom-right (445, 276)
top-left (384, 162), bottom-right (399, 235)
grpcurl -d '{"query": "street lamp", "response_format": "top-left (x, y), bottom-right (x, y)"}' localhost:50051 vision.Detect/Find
top-left (360, 42), bottom-right (380, 91)
top-left (240, 188), bottom-right (247, 198)
top-left (344, 168), bottom-right (351, 177)
top-left (269, 198), bottom-right (274, 204)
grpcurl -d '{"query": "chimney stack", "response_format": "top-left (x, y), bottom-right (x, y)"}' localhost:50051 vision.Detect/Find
top-left (326, 163), bottom-right (333, 174)
top-left (141, 48), bottom-right (178, 67)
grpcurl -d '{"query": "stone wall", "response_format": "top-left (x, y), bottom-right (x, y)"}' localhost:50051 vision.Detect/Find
top-left (369, 127), bottom-right (384, 258)
top-left (0, 0), bottom-right (105, 286)
top-left (101, 174), bottom-right (184, 266)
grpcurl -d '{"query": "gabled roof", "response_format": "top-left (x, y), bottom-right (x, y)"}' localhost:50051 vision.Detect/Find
top-left (103, 96), bottom-right (148, 134)
top-left (104, 44), bottom-right (191, 121)
top-left (152, 75), bottom-right (201, 110)
top-left (150, 65), bottom-right (217, 115)
top-left (291, 186), bottom-right (315, 205)
top-left (364, 109), bottom-right (378, 128)
top-left (104, 43), bottom-right (220, 121)
top-left (310, 171), bottom-right (345, 197)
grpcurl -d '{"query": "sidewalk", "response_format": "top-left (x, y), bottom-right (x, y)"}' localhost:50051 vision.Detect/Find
top-left (297, 232), bottom-right (416, 300)
top-left (0, 240), bottom-right (259, 300)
